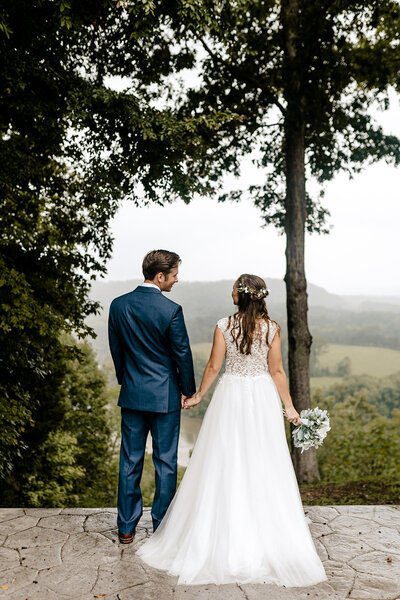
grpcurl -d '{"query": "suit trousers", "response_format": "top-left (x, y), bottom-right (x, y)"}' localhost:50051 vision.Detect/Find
top-left (117, 407), bottom-right (181, 534)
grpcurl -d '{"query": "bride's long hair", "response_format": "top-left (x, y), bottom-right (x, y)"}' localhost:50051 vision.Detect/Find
top-left (228, 274), bottom-right (280, 355)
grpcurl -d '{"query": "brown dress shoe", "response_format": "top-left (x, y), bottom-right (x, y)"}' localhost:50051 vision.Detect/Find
top-left (118, 530), bottom-right (135, 544)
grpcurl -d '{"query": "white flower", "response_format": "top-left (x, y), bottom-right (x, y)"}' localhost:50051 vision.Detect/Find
top-left (237, 282), bottom-right (269, 296)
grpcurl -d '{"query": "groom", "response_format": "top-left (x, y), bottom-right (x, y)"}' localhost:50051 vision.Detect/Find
top-left (108, 250), bottom-right (196, 543)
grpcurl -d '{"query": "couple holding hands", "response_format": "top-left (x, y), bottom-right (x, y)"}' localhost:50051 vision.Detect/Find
top-left (108, 249), bottom-right (327, 587)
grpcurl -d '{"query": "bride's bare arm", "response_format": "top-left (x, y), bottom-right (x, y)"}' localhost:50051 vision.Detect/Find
top-left (183, 326), bottom-right (225, 408)
top-left (267, 329), bottom-right (301, 424)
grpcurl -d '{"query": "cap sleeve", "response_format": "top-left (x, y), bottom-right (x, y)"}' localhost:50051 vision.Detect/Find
top-left (268, 321), bottom-right (279, 345)
top-left (217, 317), bottom-right (229, 333)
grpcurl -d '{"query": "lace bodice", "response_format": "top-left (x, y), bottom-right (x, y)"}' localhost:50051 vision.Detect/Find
top-left (217, 316), bottom-right (278, 378)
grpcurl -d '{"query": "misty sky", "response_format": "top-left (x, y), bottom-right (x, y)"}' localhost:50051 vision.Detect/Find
top-left (104, 86), bottom-right (400, 297)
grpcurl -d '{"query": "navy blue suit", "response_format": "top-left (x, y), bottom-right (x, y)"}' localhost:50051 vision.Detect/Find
top-left (108, 285), bottom-right (196, 533)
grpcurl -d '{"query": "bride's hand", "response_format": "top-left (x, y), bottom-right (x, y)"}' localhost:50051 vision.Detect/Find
top-left (183, 392), bottom-right (203, 409)
top-left (284, 406), bottom-right (301, 425)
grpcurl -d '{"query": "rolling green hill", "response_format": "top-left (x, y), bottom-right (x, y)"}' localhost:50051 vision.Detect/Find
top-left (318, 344), bottom-right (400, 378)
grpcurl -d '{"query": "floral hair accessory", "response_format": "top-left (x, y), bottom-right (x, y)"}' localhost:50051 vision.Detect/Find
top-left (236, 281), bottom-right (269, 298)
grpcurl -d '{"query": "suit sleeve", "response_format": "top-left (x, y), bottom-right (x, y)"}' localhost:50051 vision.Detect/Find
top-left (108, 301), bottom-right (124, 385)
top-left (167, 305), bottom-right (196, 397)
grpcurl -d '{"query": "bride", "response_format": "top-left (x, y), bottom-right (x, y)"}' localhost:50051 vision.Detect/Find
top-left (137, 274), bottom-right (328, 587)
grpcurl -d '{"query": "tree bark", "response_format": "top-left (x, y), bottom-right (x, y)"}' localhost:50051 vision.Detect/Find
top-left (282, 0), bottom-right (320, 483)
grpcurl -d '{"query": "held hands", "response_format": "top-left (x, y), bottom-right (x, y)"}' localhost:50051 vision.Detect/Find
top-left (181, 394), bottom-right (191, 409)
top-left (284, 406), bottom-right (302, 425)
top-left (181, 392), bottom-right (203, 410)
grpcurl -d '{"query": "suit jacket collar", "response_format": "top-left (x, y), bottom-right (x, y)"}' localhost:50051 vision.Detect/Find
top-left (134, 285), bottom-right (162, 294)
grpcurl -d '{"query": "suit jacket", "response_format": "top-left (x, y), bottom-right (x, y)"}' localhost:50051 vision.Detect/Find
top-left (108, 285), bottom-right (196, 413)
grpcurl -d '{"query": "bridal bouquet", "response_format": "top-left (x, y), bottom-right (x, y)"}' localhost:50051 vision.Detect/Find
top-left (283, 407), bottom-right (331, 453)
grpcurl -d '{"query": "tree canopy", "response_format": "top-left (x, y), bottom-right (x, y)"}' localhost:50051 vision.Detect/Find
top-left (2, 0), bottom-right (400, 487)
top-left (1, 338), bottom-right (117, 507)
top-left (0, 0), bottom-right (236, 492)
top-left (107, 0), bottom-right (400, 216)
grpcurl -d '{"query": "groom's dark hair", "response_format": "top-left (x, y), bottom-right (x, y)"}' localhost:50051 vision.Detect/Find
top-left (142, 250), bottom-right (181, 280)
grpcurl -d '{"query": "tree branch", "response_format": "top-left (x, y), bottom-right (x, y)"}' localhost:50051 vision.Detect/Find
top-left (196, 34), bottom-right (286, 116)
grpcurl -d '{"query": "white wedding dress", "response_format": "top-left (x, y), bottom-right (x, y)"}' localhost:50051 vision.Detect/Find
top-left (137, 317), bottom-right (328, 587)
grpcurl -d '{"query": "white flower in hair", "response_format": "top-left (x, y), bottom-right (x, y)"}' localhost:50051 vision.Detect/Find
top-left (237, 282), bottom-right (269, 296)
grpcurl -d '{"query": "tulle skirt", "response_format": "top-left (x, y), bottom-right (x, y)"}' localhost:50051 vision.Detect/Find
top-left (136, 373), bottom-right (328, 587)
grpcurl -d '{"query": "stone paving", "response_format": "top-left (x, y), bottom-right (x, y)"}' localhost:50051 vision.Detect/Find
top-left (0, 506), bottom-right (399, 600)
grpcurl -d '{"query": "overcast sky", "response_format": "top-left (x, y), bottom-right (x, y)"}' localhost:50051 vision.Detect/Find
top-left (104, 87), bottom-right (400, 297)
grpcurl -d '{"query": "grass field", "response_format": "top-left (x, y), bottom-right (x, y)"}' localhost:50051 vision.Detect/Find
top-left (318, 344), bottom-right (400, 377)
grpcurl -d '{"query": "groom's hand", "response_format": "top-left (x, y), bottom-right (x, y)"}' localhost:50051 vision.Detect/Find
top-left (181, 394), bottom-right (191, 409)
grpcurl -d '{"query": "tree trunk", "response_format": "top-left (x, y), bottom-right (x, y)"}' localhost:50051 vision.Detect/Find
top-left (282, 0), bottom-right (320, 483)
top-left (284, 121), bottom-right (320, 483)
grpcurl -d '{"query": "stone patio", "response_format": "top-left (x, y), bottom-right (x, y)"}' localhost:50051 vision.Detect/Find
top-left (0, 506), bottom-right (399, 600)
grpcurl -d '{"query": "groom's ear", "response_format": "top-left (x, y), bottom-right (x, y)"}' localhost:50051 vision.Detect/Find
top-left (156, 272), bottom-right (166, 284)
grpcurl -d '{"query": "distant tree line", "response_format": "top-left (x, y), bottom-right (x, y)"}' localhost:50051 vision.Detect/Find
top-left (309, 308), bottom-right (400, 351)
